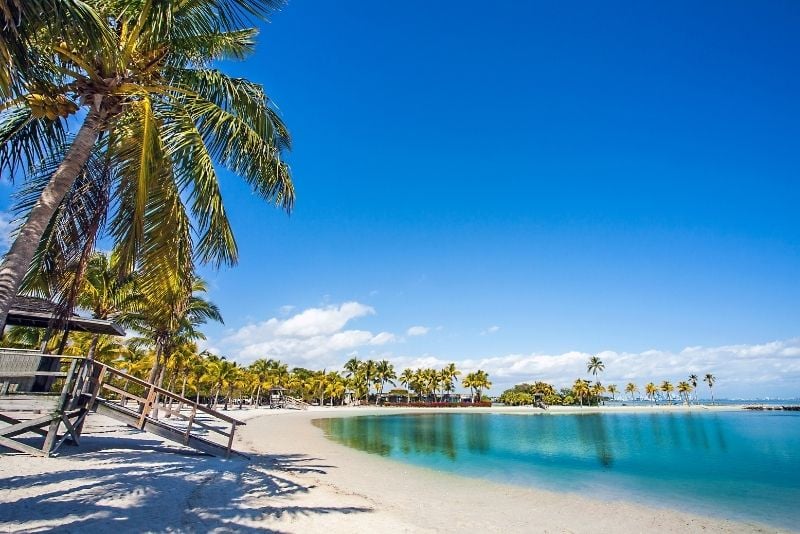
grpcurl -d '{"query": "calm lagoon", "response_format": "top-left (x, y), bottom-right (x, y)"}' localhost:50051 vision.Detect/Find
top-left (315, 411), bottom-right (800, 529)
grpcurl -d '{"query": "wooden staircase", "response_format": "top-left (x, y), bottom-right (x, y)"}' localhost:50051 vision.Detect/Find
top-left (0, 350), bottom-right (246, 458)
top-left (284, 395), bottom-right (310, 410)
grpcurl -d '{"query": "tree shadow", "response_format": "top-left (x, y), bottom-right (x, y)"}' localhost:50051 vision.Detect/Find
top-left (0, 431), bottom-right (371, 533)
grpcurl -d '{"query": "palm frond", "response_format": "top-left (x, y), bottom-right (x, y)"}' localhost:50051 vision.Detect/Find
top-left (0, 105), bottom-right (68, 179)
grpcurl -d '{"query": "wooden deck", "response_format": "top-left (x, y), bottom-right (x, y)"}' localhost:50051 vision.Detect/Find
top-left (0, 350), bottom-right (246, 458)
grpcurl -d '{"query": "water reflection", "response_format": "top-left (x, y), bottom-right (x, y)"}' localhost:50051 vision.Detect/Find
top-left (317, 411), bottom-right (732, 470)
top-left (315, 412), bottom-right (800, 529)
top-left (320, 414), bottom-right (465, 460)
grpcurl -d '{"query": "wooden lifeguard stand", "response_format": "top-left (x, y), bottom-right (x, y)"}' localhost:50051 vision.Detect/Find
top-left (0, 297), bottom-right (247, 458)
top-left (269, 386), bottom-right (287, 408)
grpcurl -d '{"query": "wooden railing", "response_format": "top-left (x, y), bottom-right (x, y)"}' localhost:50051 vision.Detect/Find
top-left (0, 351), bottom-right (246, 458)
top-left (82, 361), bottom-right (245, 457)
top-left (285, 395), bottom-right (310, 410)
top-left (0, 349), bottom-right (84, 396)
top-left (0, 351), bottom-right (87, 456)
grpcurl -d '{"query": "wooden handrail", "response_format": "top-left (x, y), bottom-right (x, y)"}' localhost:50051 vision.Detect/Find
top-left (0, 350), bottom-right (85, 360)
top-left (0, 371), bottom-right (68, 378)
top-left (85, 362), bottom-right (245, 426)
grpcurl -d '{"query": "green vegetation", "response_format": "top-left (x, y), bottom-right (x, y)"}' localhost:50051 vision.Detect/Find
top-left (0, 0), bottom-right (294, 336)
top-left (495, 359), bottom-right (718, 407)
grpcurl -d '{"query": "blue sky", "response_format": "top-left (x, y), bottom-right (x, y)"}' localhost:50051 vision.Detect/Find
top-left (3, 1), bottom-right (799, 397)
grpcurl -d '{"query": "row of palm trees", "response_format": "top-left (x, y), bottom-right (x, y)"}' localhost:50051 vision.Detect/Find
top-left (343, 358), bottom-right (492, 404)
top-left (622, 374), bottom-right (717, 404)
top-left (586, 356), bottom-right (717, 404)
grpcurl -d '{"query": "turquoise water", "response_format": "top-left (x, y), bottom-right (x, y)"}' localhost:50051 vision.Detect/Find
top-left (315, 411), bottom-right (800, 528)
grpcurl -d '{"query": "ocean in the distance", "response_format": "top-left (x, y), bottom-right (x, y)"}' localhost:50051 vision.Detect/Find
top-left (314, 411), bottom-right (800, 529)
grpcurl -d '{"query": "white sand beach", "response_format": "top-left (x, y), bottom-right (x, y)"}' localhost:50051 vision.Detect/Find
top-left (0, 405), bottom-right (788, 533)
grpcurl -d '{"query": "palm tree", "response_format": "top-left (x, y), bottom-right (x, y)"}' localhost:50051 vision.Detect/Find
top-left (399, 368), bottom-right (415, 403)
top-left (462, 372), bottom-right (477, 402)
top-left (374, 360), bottom-right (396, 405)
top-left (324, 372), bottom-right (346, 406)
top-left (645, 382), bottom-right (658, 403)
top-left (591, 382), bottom-right (606, 405)
top-left (688, 373), bottom-right (699, 402)
top-left (249, 358), bottom-right (278, 407)
top-left (660, 381), bottom-right (674, 402)
top-left (677, 381), bottom-right (692, 405)
top-left (470, 370), bottom-right (491, 402)
top-left (0, 0), bottom-right (294, 333)
top-left (606, 384), bottom-right (618, 401)
top-left (73, 251), bottom-right (140, 359)
top-left (625, 382), bottom-right (639, 401)
top-left (587, 355), bottom-right (604, 378)
top-left (422, 368), bottom-right (438, 401)
top-left (704, 373), bottom-right (716, 405)
top-left (127, 276), bottom-right (221, 417)
top-left (361, 360), bottom-right (377, 402)
top-left (573, 379), bottom-right (590, 407)
top-left (343, 357), bottom-right (361, 378)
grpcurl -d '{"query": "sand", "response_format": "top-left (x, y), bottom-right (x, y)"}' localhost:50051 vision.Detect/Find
top-left (0, 405), bottom-right (789, 533)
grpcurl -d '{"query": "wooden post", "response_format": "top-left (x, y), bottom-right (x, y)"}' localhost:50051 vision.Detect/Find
top-left (138, 385), bottom-right (156, 429)
top-left (41, 417), bottom-right (61, 457)
top-left (184, 405), bottom-right (196, 445)
top-left (226, 423), bottom-right (235, 458)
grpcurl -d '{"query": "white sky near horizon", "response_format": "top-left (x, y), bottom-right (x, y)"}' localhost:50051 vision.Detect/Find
top-left (202, 300), bottom-right (800, 399)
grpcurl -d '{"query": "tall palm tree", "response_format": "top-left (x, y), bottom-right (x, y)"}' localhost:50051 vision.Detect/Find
top-left (439, 363), bottom-right (461, 402)
top-left (399, 368), bottom-right (415, 403)
top-left (470, 370), bottom-right (491, 402)
top-left (587, 355), bottom-right (605, 378)
top-left (343, 357), bottom-right (361, 378)
top-left (645, 382), bottom-right (658, 403)
top-left (249, 358), bottom-right (281, 407)
top-left (660, 380), bottom-right (674, 402)
top-left (591, 381), bottom-right (606, 406)
top-left (127, 276), bottom-right (222, 413)
top-left (361, 359), bottom-right (377, 402)
top-left (677, 381), bottom-right (692, 405)
top-left (422, 368), bottom-right (438, 401)
top-left (462, 372), bottom-right (477, 402)
top-left (625, 382), bottom-right (639, 401)
top-left (573, 379), bottom-right (590, 407)
top-left (73, 251), bottom-right (139, 359)
top-left (688, 373), bottom-right (699, 402)
top-left (0, 0), bottom-right (294, 333)
top-left (374, 359), bottom-right (396, 405)
top-left (606, 384), bottom-right (618, 401)
top-left (704, 373), bottom-right (716, 405)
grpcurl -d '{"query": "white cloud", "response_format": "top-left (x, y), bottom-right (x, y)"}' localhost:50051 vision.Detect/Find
top-left (221, 301), bottom-right (395, 367)
top-left (481, 325), bottom-right (501, 335)
top-left (217, 299), bottom-right (800, 398)
top-left (275, 301), bottom-right (374, 337)
top-left (392, 338), bottom-right (800, 398)
top-left (371, 332), bottom-right (397, 345)
top-left (407, 325), bottom-right (430, 337)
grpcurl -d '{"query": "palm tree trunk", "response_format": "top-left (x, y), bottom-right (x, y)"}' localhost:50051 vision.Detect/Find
top-left (0, 110), bottom-right (103, 334)
top-left (86, 334), bottom-right (101, 360)
top-left (152, 365), bottom-right (166, 419)
top-left (179, 375), bottom-right (188, 410)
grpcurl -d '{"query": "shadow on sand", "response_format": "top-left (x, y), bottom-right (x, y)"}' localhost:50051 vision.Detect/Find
top-left (0, 432), bottom-right (370, 533)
